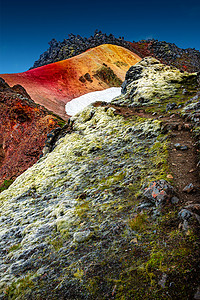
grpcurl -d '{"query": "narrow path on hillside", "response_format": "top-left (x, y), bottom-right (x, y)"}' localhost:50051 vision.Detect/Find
top-left (94, 102), bottom-right (200, 205)
top-left (166, 114), bottom-right (200, 205)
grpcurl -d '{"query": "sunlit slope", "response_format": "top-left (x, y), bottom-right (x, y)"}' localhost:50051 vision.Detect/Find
top-left (1, 44), bottom-right (141, 119)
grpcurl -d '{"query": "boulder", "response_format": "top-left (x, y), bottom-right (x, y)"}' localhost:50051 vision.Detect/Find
top-left (143, 179), bottom-right (175, 206)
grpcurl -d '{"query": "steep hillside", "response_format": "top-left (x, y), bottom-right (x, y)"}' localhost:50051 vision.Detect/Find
top-left (0, 58), bottom-right (199, 299)
top-left (30, 30), bottom-right (200, 72)
top-left (1, 44), bottom-right (141, 119)
top-left (0, 78), bottom-right (65, 188)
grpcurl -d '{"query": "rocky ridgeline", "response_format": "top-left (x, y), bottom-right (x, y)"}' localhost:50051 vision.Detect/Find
top-left (149, 40), bottom-right (200, 72)
top-left (0, 58), bottom-right (200, 299)
top-left (30, 30), bottom-right (200, 72)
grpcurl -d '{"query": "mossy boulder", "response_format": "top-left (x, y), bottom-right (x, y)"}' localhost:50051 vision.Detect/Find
top-left (112, 57), bottom-right (197, 107)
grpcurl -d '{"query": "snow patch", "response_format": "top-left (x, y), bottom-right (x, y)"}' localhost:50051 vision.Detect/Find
top-left (65, 87), bottom-right (121, 116)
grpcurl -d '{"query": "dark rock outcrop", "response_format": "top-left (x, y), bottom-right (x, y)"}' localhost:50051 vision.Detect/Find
top-left (30, 30), bottom-right (131, 69)
top-left (130, 39), bottom-right (200, 72)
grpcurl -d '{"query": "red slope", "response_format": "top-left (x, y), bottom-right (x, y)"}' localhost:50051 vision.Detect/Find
top-left (0, 80), bottom-right (63, 185)
top-left (1, 44), bottom-right (141, 119)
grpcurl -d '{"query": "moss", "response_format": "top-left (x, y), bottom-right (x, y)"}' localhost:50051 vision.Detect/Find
top-left (4, 274), bottom-right (35, 299)
top-left (114, 61), bottom-right (128, 68)
top-left (93, 66), bottom-right (122, 87)
top-left (48, 236), bottom-right (64, 251)
top-left (56, 220), bottom-right (71, 239)
top-left (0, 179), bottom-right (14, 192)
top-left (82, 202), bottom-right (199, 299)
top-left (8, 243), bottom-right (21, 252)
top-left (73, 268), bottom-right (84, 280)
top-left (129, 213), bottom-right (149, 232)
top-left (87, 277), bottom-right (101, 294)
top-left (145, 250), bottom-right (166, 273)
top-left (99, 171), bottom-right (126, 190)
top-left (0, 104), bottom-right (199, 299)
top-left (75, 201), bottom-right (90, 219)
top-left (193, 126), bottom-right (200, 136)
top-left (127, 181), bottom-right (142, 198)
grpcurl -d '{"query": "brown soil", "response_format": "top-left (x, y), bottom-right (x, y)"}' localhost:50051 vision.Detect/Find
top-left (94, 102), bottom-right (200, 206)
top-left (0, 147), bottom-right (4, 167)
top-left (0, 137), bottom-right (5, 168)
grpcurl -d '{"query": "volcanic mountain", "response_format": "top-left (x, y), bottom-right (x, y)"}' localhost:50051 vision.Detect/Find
top-left (29, 30), bottom-right (200, 73)
top-left (1, 44), bottom-right (141, 119)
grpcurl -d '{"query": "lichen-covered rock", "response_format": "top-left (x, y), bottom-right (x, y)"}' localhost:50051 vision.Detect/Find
top-left (179, 206), bottom-right (200, 231)
top-left (112, 57), bottom-right (197, 107)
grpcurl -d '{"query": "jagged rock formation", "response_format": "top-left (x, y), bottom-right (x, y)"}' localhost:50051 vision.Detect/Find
top-left (1, 44), bottom-right (141, 119)
top-left (30, 30), bottom-right (200, 72)
top-left (0, 78), bottom-right (65, 188)
top-left (0, 58), bottom-right (199, 299)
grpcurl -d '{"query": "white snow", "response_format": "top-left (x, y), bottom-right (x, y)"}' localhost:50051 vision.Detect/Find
top-left (65, 87), bottom-right (121, 116)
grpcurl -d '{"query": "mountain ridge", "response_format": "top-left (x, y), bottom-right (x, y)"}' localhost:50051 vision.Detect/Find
top-left (30, 30), bottom-right (200, 73)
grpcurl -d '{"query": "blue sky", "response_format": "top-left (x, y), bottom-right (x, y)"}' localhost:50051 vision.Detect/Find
top-left (0, 0), bottom-right (200, 74)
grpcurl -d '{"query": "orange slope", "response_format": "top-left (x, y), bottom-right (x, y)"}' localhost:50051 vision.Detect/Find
top-left (1, 44), bottom-right (141, 119)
